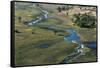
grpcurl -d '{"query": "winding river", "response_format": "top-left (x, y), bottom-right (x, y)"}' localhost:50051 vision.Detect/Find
top-left (27, 7), bottom-right (49, 26)
top-left (26, 6), bottom-right (96, 63)
top-left (61, 29), bottom-right (96, 63)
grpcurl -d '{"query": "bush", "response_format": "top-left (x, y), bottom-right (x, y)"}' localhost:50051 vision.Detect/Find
top-left (73, 13), bottom-right (96, 28)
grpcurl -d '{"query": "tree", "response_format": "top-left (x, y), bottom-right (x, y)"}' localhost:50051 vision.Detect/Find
top-left (57, 6), bottom-right (62, 12)
top-left (36, 4), bottom-right (40, 6)
top-left (62, 6), bottom-right (66, 10)
top-left (73, 13), bottom-right (96, 28)
top-left (18, 16), bottom-right (22, 22)
top-left (65, 5), bottom-right (73, 10)
top-left (15, 29), bottom-right (21, 33)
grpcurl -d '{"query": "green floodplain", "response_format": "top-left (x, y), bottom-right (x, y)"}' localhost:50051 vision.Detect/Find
top-left (14, 2), bottom-right (97, 66)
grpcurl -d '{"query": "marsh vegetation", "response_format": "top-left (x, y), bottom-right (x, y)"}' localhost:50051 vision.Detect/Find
top-left (14, 2), bottom-right (97, 66)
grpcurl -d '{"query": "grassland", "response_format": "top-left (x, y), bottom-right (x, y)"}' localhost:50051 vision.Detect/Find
top-left (14, 2), bottom-right (97, 66)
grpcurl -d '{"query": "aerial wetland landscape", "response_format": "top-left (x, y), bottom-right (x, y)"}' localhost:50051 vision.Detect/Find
top-left (14, 2), bottom-right (97, 66)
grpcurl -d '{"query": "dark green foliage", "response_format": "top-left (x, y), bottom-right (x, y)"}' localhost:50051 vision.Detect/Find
top-left (18, 16), bottom-right (22, 22)
top-left (73, 13), bottom-right (96, 28)
top-left (36, 4), bottom-right (40, 6)
top-left (57, 5), bottom-right (73, 12)
top-left (62, 6), bottom-right (66, 10)
top-left (15, 29), bottom-right (21, 33)
top-left (57, 6), bottom-right (62, 12)
top-left (65, 5), bottom-right (73, 10)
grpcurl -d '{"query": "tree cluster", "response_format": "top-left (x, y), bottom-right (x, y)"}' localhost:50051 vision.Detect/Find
top-left (73, 13), bottom-right (97, 28)
top-left (57, 6), bottom-right (73, 12)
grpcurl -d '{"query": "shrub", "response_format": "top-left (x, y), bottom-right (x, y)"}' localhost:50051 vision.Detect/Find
top-left (73, 13), bottom-right (96, 28)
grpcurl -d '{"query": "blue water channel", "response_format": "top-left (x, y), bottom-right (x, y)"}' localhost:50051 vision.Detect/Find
top-left (64, 28), bottom-right (96, 49)
top-left (85, 42), bottom-right (96, 49)
top-left (64, 29), bottom-right (80, 42)
top-left (26, 6), bottom-right (96, 64)
top-left (60, 29), bottom-right (96, 64)
top-left (27, 6), bottom-right (96, 49)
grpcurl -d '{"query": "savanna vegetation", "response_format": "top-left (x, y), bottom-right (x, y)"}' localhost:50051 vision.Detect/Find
top-left (14, 2), bottom-right (97, 66)
top-left (73, 13), bottom-right (97, 28)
